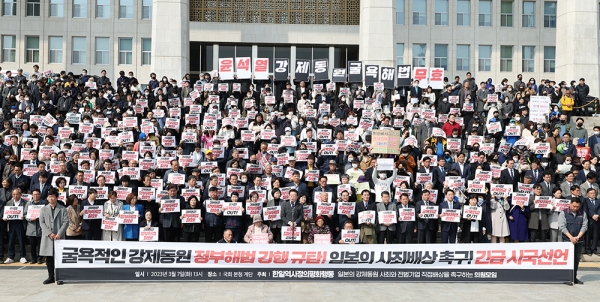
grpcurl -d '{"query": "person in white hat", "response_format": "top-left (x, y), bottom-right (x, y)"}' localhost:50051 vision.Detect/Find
top-left (244, 215), bottom-right (273, 243)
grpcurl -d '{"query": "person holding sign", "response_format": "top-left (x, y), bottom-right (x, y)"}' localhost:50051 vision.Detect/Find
top-left (122, 193), bottom-right (143, 241)
top-left (281, 189), bottom-right (303, 243)
top-left (439, 190), bottom-right (460, 244)
top-left (79, 188), bottom-right (102, 240)
top-left (396, 193), bottom-right (416, 244)
top-left (460, 195), bottom-right (486, 243)
top-left (490, 195), bottom-right (510, 243)
top-left (181, 196), bottom-right (203, 242)
top-left (24, 189), bottom-right (48, 264)
top-left (102, 191), bottom-right (123, 241)
top-left (376, 192), bottom-right (397, 244)
top-left (372, 163), bottom-right (397, 203)
top-left (528, 184), bottom-right (550, 242)
top-left (244, 215), bottom-right (273, 244)
top-left (39, 189), bottom-right (68, 285)
top-left (65, 194), bottom-right (82, 240)
top-left (507, 193), bottom-right (530, 243)
top-left (308, 215), bottom-right (332, 244)
top-left (224, 192), bottom-right (245, 243)
top-left (583, 188), bottom-right (600, 255)
top-left (203, 187), bottom-right (225, 243)
top-left (3, 189), bottom-right (27, 264)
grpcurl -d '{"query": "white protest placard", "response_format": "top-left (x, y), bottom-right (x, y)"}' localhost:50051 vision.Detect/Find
top-left (512, 193), bottom-right (530, 206)
top-left (416, 173), bottom-right (432, 184)
top-left (3, 206), bottom-right (23, 220)
top-left (420, 205), bottom-right (439, 219)
top-left (251, 233), bottom-right (269, 244)
top-left (377, 158), bottom-right (394, 171)
top-left (26, 205), bottom-right (44, 220)
top-left (534, 196), bottom-right (553, 209)
top-left (316, 202), bottom-right (335, 216)
top-left (118, 210), bottom-right (139, 224)
top-left (490, 184), bottom-right (513, 198)
top-left (341, 229), bottom-right (360, 244)
top-left (101, 217), bottom-right (119, 231)
top-left (337, 202), bottom-right (356, 216)
top-left (160, 199), bottom-right (181, 213)
top-left (378, 210), bottom-right (397, 224)
top-left (554, 199), bottom-right (571, 212)
top-left (205, 200), bottom-right (224, 214)
top-left (462, 206), bottom-right (482, 220)
top-left (398, 208), bottom-right (415, 221)
top-left (358, 210), bottom-right (376, 224)
top-left (505, 126), bottom-right (521, 136)
top-left (441, 209), bottom-right (461, 223)
top-left (139, 227), bottom-right (159, 241)
top-left (167, 173), bottom-right (186, 185)
top-left (263, 206), bottom-right (281, 221)
top-left (281, 226), bottom-right (301, 241)
top-left (223, 202), bottom-right (243, 216)
top-left (181, 209), bottom-right (202, 223)
top-left (529, 96), bottom-right (551, 123)
top-left (314, 233), bottom-right (331, 244)
top-left (83, 205), bottom-right (103, 219)
top-left (467, 181), bottom-right (485, 194)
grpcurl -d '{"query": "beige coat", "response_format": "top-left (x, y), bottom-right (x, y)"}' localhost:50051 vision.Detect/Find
top-left (39, 204), bottom-right (69, 256)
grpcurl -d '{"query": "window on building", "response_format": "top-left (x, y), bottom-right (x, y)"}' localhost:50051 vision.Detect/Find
top-left (500, 45), bottom-right (513, 72)
top-left (435, 0), bottom-right (448, 26)
top-left (96, 0), bottom-right (110, 18)
top-left (456, 45), bottom-right (469, 71)
top-left (413, 0), bottom-right (427, 25)
top-left (48, 36), bottom-right (63, 64)
top-left (544, 46), bottom-right (555, 72)
top-left (72, 37), bottom-right (86, 64)
top-left (142, 38), bottom-right (151, 65)
top-left (457, 0), bottom-right (470, 26)
top-left (1, 35), bottom-right (16, 62)
top-left (26, 0), bottom-right (40, 16)
top-left (26, 36), bottom-right (40, 63)
top-left (119, 0), bottom-right (133, 19)
top-left (73, 0), bottom-right (87, 18)
top-left (434, 44), bottom-right (448, 70)
top-left (412, 44), bottom-right (426, 67)
top-left (522, 1), bottom-right (535, 27)
top-left (478, 0), bottom-right (491, 26)
top-left (396, 43), bottom-right (404, 65)
top-left (95, 37), bottom-right (109, 64)
top-left (478, 45), bottom-right (491, 71)
top-left (544, 2), bottom-right (556, 28)
top-left (201, 44), bottom-right (213, 71)
top-left (50, 0), bottom-right (64, 17)
top-left (119, 38), bottom-right (133, 64)
top-left (501, 1), bottom-right (513, 27)
top-left (396, 0), bottom-right (405, 25)
top-left (334, 47), bottom-right (347, 68)
top-left (142, 0), bottom-right (152, 20)
top-left (3, 0), bottom-right (16, 16)
top-left (522, 46), bottom-right (535, 72)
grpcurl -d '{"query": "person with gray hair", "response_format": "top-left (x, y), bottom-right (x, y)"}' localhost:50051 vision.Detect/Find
top-left (2, 188), bottom-right (27, 264)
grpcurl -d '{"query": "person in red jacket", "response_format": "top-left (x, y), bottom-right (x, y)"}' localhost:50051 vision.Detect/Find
top-left (442, 114), bottom-right (462, 137)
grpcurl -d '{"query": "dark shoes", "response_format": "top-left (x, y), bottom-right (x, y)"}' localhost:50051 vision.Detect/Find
top-left (575, 279), bottom-right (584, 285)
top-left (43, 277), bottom-right (55, 285)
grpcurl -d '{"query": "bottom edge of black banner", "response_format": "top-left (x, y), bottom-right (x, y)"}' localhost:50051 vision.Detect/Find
top-left (56, 268), bottom-right (573, 283)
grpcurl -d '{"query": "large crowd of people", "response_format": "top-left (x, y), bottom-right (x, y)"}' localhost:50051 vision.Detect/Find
top-left (0, 65), bottom-right (594, 285)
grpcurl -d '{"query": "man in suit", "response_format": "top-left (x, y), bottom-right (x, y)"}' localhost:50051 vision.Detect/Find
top-left (439, 190), bottom-right (461, 244)
top-left (410, 80), bottom-right (422, 101)
top-left (281, 189), bottom-right (303, 243)
top-left (6, 135), bottom-right (21, 159)
top-left (562, 133), bottom-right (577, 159)
top-left (416, 190), bottom-right (438, 243)
top-left (583, 188), bottom-right (600, 255)
top-left (561, 171), bottom-right (579, 198)
top-left (577, 160), bottom-right (592, 184)
top-left (3, 188), bottom-right (28, 264)
top-left (71, 170), bottom-right (90, 187)
top-left (39, 188), bottom-right (68, 285)
top-left (376, 191), bottom-right (396, 244)
top-left (539, 172), bottom-right (555, 196)
top-left (286, 171), bottom-right (309, 198)
top-left (499, 159), bottom-right (520, 191)
top-left (418, 156), bottom-right (433, 174)
top-left (396, 193), bottom-right (416, 244)
top-left (524, 160), bottom-right (544, 184)
top-left (29, 162), bottom-right (52, 193)
top-left (450, 153), bottom-right (471, 181)
top-left (23, 149), bottom-right (39, 166)
top-left (9, 164), bottom-right (31, 193)
top-left (355, 189), bottom-right (377, 244)
top-left (528, 184), bottom-right (550, 242)
top-left (469, 152), bottom-right (491, 177)
top-left (580, 172), bottom-right (600, 197)
top-left (159, 184), bottom-right (185, 242)
top-left (79, 188), bottom-right (102, 240)
top-left (82, 138), bottom-right (97, 154)
top-left (432, 157), bottom-right (447, 191)
top-left (203, 187), bottom-right (224, 243)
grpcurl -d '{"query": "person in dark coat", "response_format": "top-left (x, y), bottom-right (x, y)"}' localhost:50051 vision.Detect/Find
top-left (508, 197), bottom-right (530, 242)
top-left (460, 195), bottom-right (487, 243)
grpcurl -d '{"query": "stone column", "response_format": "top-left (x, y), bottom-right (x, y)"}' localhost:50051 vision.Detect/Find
top-left (359, 0), bottom-right (395, 67)
top-left (151, 0), bottom-right (190, 79)
top-left (556, 0), bottom-right (599, 97)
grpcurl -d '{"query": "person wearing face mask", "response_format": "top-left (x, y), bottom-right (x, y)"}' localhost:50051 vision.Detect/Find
top-left (569, 118), bottom-right (588, 145)
top-left (396, 147), bottom-right (417, 175)
top-left (371, 161), bottom-right (397, 203)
